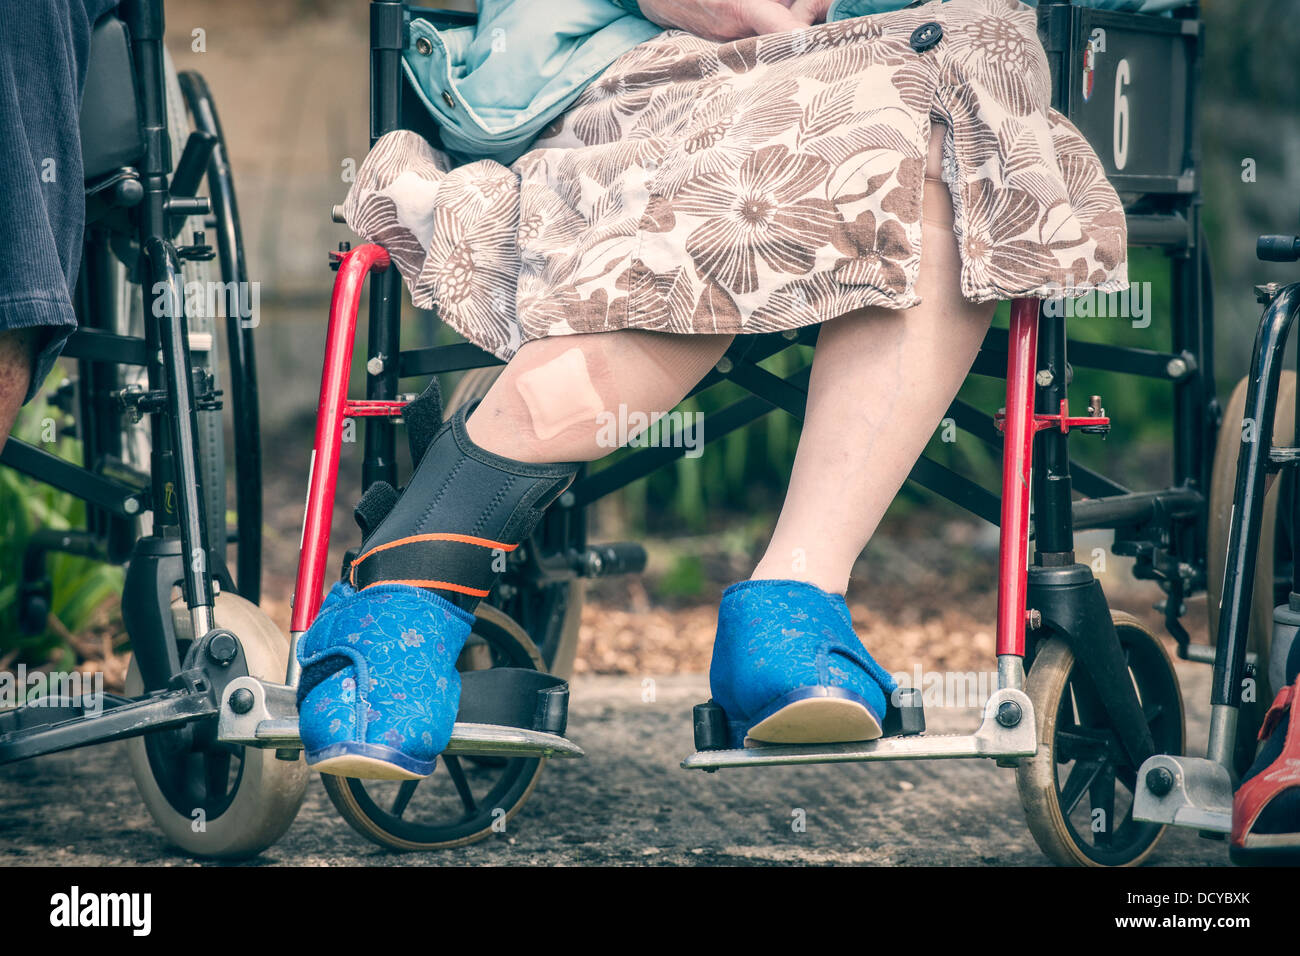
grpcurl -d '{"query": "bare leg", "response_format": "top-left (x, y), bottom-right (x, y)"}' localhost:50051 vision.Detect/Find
top-left (0, 328), bottom-right (36, 454)
top-left (466, 328), bottom-right (733, 463)
top-left (751, 124), bottom-right (996, 594)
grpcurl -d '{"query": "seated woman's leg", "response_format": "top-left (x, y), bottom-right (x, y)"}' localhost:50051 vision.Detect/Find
top-left (297, 328), bottom-right (732, 778)
top-left (753, 127), bottom-right (994, 594)
top-left (711, 124), bottom-right (998, 745)
top-left (466, 328), bottom-right (734, 463)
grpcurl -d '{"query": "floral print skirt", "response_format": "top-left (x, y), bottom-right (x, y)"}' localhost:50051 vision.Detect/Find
top-left (343, 0), bottom-right (1128, 361)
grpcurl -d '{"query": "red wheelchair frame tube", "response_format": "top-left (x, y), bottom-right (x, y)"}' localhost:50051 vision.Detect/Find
top-left (996, 298), bottom-right (1040, 659)
top-left (290, 244), bottom-right (392, 633)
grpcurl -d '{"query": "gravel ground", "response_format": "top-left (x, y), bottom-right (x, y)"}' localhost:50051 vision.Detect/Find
top-left (0, 662), bottom-right (1232, 867)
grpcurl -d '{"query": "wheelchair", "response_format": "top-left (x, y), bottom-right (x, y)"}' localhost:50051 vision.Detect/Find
top-left (0, 0), bottom-right (301, 857)
top-left (1, 0), bottom-right (1285, 865)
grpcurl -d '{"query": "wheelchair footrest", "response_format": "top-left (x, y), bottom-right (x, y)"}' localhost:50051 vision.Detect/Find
top-left (1133, 754), bottom-right (1232, 833)
top-left (681, 688), bottom-right (1035, 771)
top-left (217, 668), bottom-right (584, 760)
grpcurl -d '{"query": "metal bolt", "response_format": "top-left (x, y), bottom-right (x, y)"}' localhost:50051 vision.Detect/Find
top-left (1166, 356), bottom-right (1188, 379)
top-left (1027, 609), bottom-right (1042, 629)
top-left (1145, 766), bottom-right (1175, 797)
top-left (1256, 282), bottom-right (1282, 304)
top-left (206, 631), bottom-right (239, 666)
top-left (716, 357), bottom-right (734, 375)
top-left (122, 497), bottom-right (140, 515)
top-left (996, 700), bottom-right (1023, 728)
top-left (1088, 395), bottom-right (1103, 416)
top-left (1035, 369), bottom-right (1053, 387)
top-left (366, 355), bottom-right (385, 376)
top-left (228, 688), bottom-right (255, 714)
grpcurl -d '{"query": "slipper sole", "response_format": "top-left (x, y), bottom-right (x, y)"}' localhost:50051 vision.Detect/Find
top-left (745, 697), bottom-right (883, 745)
top-left (309, 754), bottom-right (430, 780)
top-left (306, 742), bottom-right (437, 780)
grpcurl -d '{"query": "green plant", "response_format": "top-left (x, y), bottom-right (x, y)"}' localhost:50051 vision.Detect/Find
top-left (0, 376), bottom-right (124, 667)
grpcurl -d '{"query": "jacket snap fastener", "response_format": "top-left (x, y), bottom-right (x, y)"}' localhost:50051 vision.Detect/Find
top-left (909, 22), bottom-right (942, 53)
top-left (415, 36), bottom-right (433, 55)
top-left (442, 90), bottom-right (456, 109)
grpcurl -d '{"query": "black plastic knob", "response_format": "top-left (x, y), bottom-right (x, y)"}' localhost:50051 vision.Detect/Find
top-left (206, 630), bottom-right (240, 666)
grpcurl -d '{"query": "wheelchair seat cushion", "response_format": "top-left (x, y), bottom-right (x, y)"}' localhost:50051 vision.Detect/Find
top-left (343, 0), bottom-right (1125, 362)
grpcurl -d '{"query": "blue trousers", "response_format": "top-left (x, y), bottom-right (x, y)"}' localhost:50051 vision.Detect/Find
top-left (0, 0), bottom-right (120, 403)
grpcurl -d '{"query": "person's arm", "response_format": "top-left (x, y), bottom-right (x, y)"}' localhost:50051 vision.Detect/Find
top-left (628, 0), bottom-right (833, 42)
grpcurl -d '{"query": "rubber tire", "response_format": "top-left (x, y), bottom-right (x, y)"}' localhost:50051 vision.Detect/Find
top-left (1017, 612), bottom-right (1185, 867)
top-left (444, 368), bottom-right (585, 680)
top-left (320, 604), bottom-right (548, 850)
top-left (124, 592), bottom-right (308, 859)
top-left (1207, 372), bottom-right (1294, 770)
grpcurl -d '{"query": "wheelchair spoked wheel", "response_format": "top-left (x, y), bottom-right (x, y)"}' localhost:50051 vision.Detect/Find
top-left (1208, 371), bottom-right (1295, 774)
top-left (320, 604), bottom-right (549, 851)
top-left (124, 593), bottom-right (308, 859)
top-left (1017, 612), bottom-right (1185, 867)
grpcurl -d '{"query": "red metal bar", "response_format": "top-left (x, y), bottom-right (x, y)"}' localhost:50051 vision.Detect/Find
top-left (290, 244), bottom-right (391, 633)
top-left (342, 399), bottom-right (408, 417)
top-left (996, 298), bottom-right (1040, 658)
top-left (992, 397), bottom-right (1109, 434)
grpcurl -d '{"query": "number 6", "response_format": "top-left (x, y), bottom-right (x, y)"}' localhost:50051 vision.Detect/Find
top-left (1113, 58), bottom-right (1130, 171)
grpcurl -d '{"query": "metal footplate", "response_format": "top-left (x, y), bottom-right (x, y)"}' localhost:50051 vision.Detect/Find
top-left (1133, 754), bottom-right (1232, 833)
top-left (681, 688), bottom-right (1036, 770)
top-left (217, 667), bottom-right (584, 760)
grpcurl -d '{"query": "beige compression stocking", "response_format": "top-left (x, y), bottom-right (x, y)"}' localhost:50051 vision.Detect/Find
top-left (466, 328), bottom-right (734, 462)
top-left (751, 122), bottom-right (998, 594)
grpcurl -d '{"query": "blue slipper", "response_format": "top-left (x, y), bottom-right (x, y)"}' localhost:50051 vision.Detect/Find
top-left (296, 581), bottom-right (472, 779)
top-left (709, 579), bottom-right (898, 747)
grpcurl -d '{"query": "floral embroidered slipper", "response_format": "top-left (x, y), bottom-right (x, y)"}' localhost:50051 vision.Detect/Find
top-left (296, 581), bottom-right (472, 779)
top-left (709, 579), bottom-right (898, 747)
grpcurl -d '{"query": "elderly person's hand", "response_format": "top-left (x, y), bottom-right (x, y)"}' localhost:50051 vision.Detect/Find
top-left (636, 0), bottom-right (833, 42)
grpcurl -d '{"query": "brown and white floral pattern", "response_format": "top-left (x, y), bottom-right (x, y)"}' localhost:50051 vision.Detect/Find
top-left (343, 0), bottom-right (1127, 362)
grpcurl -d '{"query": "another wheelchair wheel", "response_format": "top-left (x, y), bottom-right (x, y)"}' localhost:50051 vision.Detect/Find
top-left (94, 49), bottom-right (228, 556)
top-left (124, 592), bottom-right (308, 859)
top-left (1208, 371), bottom-right (1295, 773)
top-left (1017, 612), bottom-right (1184, 867)
top-left (320, 604), bottom-right (548, 851)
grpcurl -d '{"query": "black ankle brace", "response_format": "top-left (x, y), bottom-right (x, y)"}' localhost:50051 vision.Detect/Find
top-left (348, 404), bottom-right (580, 611)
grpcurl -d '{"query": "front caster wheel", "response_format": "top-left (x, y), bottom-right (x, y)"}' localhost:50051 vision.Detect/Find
top-left (321, 604), bottom-right (548, 851)
top-left (1017, 612), bottom-right (1184, 866)
top-left (125, 592), bottom-right (308, 859)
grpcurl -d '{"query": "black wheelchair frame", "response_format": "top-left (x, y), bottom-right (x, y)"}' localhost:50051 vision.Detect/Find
top-left (0, 0), bottom-right (260, 755)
